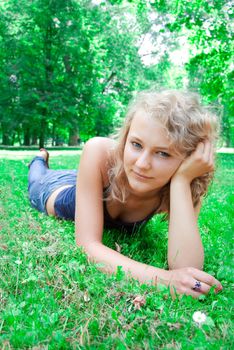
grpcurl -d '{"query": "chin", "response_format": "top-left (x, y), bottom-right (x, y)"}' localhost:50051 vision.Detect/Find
top-left (128, 178), bottom-right (154, 193)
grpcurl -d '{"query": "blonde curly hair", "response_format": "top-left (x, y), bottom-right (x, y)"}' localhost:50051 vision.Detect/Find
top-left (106, 90), bottom-right (219, 215)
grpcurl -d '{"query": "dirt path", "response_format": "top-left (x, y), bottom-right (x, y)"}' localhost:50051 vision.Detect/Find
top-left (0, 150), bottom-right (82, 159)
top-left (0, 147), bottom-right (233, 160)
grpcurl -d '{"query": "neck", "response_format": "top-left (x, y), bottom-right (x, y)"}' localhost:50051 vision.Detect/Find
top-left (126, 188), bottom-right (161, 205)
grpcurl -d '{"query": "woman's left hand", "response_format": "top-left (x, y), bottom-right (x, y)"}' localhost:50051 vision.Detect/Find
top-left (172, 140), bottom-right (214, 183)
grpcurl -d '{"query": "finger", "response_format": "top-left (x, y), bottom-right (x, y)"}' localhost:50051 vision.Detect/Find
top-left (169, 285), bottom-right (201, 299)
top-left (192, 269), bottom-right (223, 290)
top-left (191, 280), bottom-right (211, 295)
top-left (203, 141), bottom-right (214, 171)
top-left (209, 146), bottom-right (214, 167)
top-left (187, 289), bottom-right (202, 298)
top-left (185, 275), bottom-right (210, 295)
top-left (176, 285), bottom-right (203, 299)
top-left (203, 140), bottom-right (212, 162)
top-left (191, 280), bottom-right (223, 296)
top-left (195, 142), bottom-right (205, 156)
top-left (187, 279), bottom-right (218, 297)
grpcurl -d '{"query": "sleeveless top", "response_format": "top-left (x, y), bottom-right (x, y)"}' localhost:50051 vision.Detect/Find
top-left (54, 185), bottom-right (155, 233)
top-left (103, 201), bottom-right (155, 233)
top-left (54, 185), bottom-right (76, 221)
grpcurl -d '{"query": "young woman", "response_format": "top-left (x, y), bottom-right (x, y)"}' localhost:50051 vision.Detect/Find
top-left (28, 90), bottom-right (223, 297)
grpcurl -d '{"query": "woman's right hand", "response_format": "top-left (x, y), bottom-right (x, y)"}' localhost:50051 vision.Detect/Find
top-left (164, 267), bottom-right (223, 298)
top-left (172, 140), bottom-right (214, 184)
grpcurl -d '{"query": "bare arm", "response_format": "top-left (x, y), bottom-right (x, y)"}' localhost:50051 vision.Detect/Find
top-left (168, 178), bottom-right (203, 269)
top-left (84, 241), bottom-right (170, 285)
top-left (168, 141), bottom-right (213, 270)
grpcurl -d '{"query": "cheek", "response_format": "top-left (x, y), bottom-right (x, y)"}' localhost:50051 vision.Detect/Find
top-left (157, 159), bottom-right (182, 177)
top-left (123, 145), bottom-right (134, 164)
top-left (123, 147), bottom-right (128, 164)
top-left (169, 160), bottom-right (182, 174)
top-left (123, 147), bottom-right (131, 171)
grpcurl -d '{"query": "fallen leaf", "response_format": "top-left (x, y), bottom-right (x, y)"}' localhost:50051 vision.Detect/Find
top-left (132, 295), bottom-right (146, 310)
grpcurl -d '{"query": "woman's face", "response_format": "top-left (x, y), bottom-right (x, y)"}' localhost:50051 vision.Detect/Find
top-left (123, 110), bottom-right (184, 197)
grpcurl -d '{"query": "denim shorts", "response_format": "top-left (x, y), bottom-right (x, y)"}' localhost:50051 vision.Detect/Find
top-left (28, 156), bottom-right (77, 215)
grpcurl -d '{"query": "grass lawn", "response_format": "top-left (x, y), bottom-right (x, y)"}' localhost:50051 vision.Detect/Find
top-left (0, 151), bottom-right (233, 349)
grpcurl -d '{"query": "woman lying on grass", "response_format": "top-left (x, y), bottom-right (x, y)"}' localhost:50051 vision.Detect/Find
top-left (28, 90), bottom-right (223, 298)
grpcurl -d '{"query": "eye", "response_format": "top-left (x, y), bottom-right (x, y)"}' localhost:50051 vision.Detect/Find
top-left (131, 141), bottom-right (142, 149)
top-left (157, 151), bottom-right (170, 158)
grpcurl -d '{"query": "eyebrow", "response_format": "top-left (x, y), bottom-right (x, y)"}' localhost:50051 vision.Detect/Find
top-left (129, 135), bottom-right (170, 151)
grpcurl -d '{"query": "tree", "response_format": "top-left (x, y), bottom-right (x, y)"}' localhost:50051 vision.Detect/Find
top-left (165, 0), bottom-right (234, 146)
top-left (1, 0), bottom-right (232, 146)
top-left (0, 0), bottom-right (147, 145)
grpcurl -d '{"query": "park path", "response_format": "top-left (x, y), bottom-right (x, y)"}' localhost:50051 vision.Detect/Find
top-left (0, 147), bottom-right (233, 160)
top-left (0, 150), bottom-right (82, 159)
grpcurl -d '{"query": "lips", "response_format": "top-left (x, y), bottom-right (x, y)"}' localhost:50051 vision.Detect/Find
top-left (132, 170), bottom-right (153, 180)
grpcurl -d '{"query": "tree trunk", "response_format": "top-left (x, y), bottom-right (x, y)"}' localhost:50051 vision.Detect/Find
top-left (17, 129), bottom-right (22, 146)
top-left (1, 122), bottom-right (11, 145)
top-left (31, 131), bottom-right (38, 145)
top-left (2, 133), bottom-right (10, 145)
top-left (68, 125), bottom-right (79, 146)
top-left (52, 122), bottom-right (56, 146)
top-left (11, 132), bottom-right (16, 145)
top-left (38, 21), bottom-right (52, 149)
top-left (23, 126), bottom-right (30, 146)
top-left (222, 112), bottom-right (231, 147)
top-left (39, 116), bottom-right (47, 148)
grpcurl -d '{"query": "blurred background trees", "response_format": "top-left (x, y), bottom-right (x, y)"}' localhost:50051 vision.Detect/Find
top-left (0, 0), bottom-right (233, 147)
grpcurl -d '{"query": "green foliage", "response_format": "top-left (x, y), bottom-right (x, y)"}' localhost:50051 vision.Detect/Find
top-left (0, 0), bottom-right (145, 145)
top-left (165, 0), bottom-right (234, 146)
top-left (0, 151), bottom-right (233, 348)
top-left (0, 0), bottom-right (233, 146)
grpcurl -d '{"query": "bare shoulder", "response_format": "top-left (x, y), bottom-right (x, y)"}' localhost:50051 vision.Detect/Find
top-left (84, 136), bottom-right (116, 156)
top-left (81, 137), bottom-right (116, 185)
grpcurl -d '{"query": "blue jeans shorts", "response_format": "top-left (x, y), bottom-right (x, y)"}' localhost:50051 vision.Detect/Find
top-left (28, 156), bottom-right (77, 215)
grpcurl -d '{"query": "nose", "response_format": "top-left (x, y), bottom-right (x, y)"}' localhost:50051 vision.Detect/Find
top-left (135, 151), bottom-right (151, 170)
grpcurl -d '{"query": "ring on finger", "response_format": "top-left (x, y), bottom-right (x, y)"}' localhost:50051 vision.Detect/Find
top-left (192, 280), bottom-right (202, 292)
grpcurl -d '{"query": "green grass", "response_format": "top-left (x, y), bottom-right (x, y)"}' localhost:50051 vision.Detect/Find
top-left (0, 151), bottom-right (233, 349)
